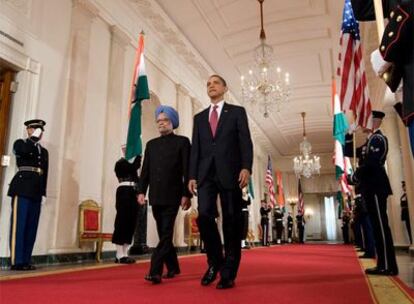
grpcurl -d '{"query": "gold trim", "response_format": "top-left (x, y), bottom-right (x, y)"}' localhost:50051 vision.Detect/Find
top-left (10, 196), bottom-right (18, 265)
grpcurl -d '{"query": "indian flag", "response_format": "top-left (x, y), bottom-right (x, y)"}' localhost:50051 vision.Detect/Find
top-left (126, 32), bottom-right (150, 161)
top-left (332, 79), bottom-right (348, 180)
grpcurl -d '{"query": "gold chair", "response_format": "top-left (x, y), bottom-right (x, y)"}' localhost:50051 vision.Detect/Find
top-left (186, 209), bottom-right (200, 251)
top-left (78, 200), bottom-right (112, 262)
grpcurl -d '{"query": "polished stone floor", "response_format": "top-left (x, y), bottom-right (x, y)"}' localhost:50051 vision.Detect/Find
top-left (397, 250), bottom-right (414, 289)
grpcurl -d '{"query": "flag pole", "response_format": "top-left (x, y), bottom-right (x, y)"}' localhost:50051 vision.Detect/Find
top-left (373, 0), bottom-right (385, 43)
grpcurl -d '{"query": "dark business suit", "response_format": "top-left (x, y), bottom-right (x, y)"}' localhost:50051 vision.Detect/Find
top-left (8, 139), bottom-right (48, 267)
top-left (139, 133), bottom-right (191, 276)
top-left (189, 102), bottom-right (253, 281)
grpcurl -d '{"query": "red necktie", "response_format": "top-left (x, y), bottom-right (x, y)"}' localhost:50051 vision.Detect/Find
top-left (210, 105), bottom-right (218, 137)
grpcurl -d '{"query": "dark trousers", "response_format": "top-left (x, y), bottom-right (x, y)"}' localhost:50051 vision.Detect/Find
top-left (366, 194), bottom-right (398, 272)
top-left (342, 224), bottom-right (350, 244)
top-left (261, 221), bottom-right (269, 246)
top-left (197, 171), bottom-right (242, 281)
top-left (360, 213), bottom-right (376, 256)
top-left (276, 222), bottom-right (284, 241)
top-left (112, 187), bottom-right (138, 245)
top-left (149, 205), bottom-right (180, 276)
top-left (298, 225), bottom-right (305, 243)
top-left (241, 210), bottom-right (249, 240)
top-left (353, 218), bottom-right (363, 248)
top-left (10, 196), bottom-right (41, 266)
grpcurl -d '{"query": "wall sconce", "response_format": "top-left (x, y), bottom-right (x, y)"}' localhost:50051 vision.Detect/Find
top-left (305, 207), bottom-right (314, 220)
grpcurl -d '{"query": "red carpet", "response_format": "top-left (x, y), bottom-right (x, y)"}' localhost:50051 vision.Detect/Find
top-left (0, 245), bottom-right (375, 304)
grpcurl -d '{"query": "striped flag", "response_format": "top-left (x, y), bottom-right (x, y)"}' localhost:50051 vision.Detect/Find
top-left (298, 178), bottom-right (304, 215)
top-left (125, 32), bottom-right (150, 161)
top-left (332, 79), bottom-right (349, 180)
top-left (275, 170), bottom-right (285, 208)
top-left (265, 156), bottom-right (276, 208)
top-left (337, 0), bottom-right (372, 129)
top-left (248, 177), bottom-right (255, 200)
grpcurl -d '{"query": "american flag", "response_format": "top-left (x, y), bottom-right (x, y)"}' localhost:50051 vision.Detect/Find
top-left (298, 178), bottom-right (304, 215)
top-left (265, 155), bottom-right (276, 208)
top-left (337, 0), bottom-right (372, 129)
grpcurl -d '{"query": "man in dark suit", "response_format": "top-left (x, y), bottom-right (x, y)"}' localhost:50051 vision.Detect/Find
top-left (138, 105), bottom-right (192, 284)
top-left (188, 74), bottom-right (253, 289)
top-left (8, 119), bottom-right (48, 271)
top-left (287, 212), bottom-right (293, 243)
top-left (351, 111), bottom-right (398, 275)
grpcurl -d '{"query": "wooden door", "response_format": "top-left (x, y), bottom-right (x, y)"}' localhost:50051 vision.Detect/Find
top-left (0, 70), bottom-right (15, 189)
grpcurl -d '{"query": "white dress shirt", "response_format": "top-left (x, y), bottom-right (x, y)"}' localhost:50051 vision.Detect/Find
top-left (209, 100), bottom-right (225, 120)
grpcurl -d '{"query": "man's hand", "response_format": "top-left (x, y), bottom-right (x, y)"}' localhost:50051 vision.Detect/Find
top-left (238, 169), bottom-right (250, 189)
top-left (137, 194), bottom-right (146, 205)
top-left (180, 196), bottom-right (191, 211)
top-left (188, 179), bottom-right (197, 196)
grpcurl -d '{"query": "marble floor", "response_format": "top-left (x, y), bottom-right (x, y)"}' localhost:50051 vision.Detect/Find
top-left (397, 250), bottom-right (414, 289)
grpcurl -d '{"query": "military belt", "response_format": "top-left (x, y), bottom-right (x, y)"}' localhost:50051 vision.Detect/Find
top-left (119, 181), bottom-right (135, 187)
top-left (18, 166), bottom-right (43, 175)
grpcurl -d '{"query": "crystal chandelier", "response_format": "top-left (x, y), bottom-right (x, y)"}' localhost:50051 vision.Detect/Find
top-left (240, 0), bottom-right (290, 118)
top-left (293, 112), bottom-right (321, 178)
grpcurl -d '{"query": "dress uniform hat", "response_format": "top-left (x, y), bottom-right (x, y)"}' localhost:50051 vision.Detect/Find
top-left (24, 119), bottom-right (46, 130)
top-left (372, 111), bottom-right (385, 119)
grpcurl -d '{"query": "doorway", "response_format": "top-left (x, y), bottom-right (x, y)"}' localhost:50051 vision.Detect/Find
top-left (0, 65), bottom-right (16, 193)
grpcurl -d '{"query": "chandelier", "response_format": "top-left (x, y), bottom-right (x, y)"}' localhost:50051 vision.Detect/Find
top-left (240, 0), bottom-right (290, 118)
top-left (293, 112), bottom-right (321, 178)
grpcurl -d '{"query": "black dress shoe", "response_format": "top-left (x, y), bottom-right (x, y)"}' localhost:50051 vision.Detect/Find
top-left (242, 245), bottom-right (251, 250)
top-left (216, 279), bottom-right (235, 289)
top-left (365, 267), bottom-right (384, 275)
top-left (144, 274), bottom-right (162, 284)
top-left (10, 265), bottom-right (25, 271)
top-left (162, 269), bottom-right (181, 279)
top-left (119, 257), bottom-right (136, 264)
top-left (201, 266), bottom-right (218, 286)
top-left (22, 264), bottom-right (36, 270)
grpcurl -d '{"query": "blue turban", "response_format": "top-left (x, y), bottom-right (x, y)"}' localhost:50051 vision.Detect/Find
top-left (155, 105), bottom-right (179, 129)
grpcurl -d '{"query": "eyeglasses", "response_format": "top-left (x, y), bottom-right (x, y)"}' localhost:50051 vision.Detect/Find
top-left (156, 118), bottom-right (170, 124)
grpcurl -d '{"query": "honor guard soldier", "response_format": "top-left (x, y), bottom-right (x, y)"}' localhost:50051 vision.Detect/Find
top-left (260, 200), bottom-right (270, 246)
top-left (274, 206), bottom-right (284, 244)
top-left (112, 150), bottom-right (141, 264)
top-left (287, 212), bottom-right (293, 243)
top-left (7, 119), bottom-right (48, 270)
top-left (241, 187), bottom-right (251, 249)
top-left (351, 111), bottom-right (398, 276)
top-left (296, 213), bottom-right (306, 244)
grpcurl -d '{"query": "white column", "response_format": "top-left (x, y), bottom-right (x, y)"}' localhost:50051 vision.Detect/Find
top-left (382, 108), bottom-right (405, 245)
top-left (101, 26), bottom-right (131, 234)
top-left (173, 84), bottom-right (193, 247)
top-left (52, 0), bottom-right (99, 252)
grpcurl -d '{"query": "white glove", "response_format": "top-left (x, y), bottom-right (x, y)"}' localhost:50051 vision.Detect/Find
top-left (394, 82), bottom-right (403, 102)
top-left (41, 197), bottom-right (47, 206)
top-left (370, 49), bottom-right (392, 77)
top-left (32, 128), bottom-right (42, 138)
top-left (348, 121), bottom-right (358, 134)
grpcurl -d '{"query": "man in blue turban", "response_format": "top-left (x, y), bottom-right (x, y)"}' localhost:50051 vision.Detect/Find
top-left (154, 105), bottom-right (179, 130)
top-left (138, 104), bottom-right (192, 284)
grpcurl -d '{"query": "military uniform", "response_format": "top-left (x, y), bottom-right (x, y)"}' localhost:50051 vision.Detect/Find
top-left (352, 124), bottom-right (398, 275)
top-left (400, 189), bottom-right (412, 244)
top-left (112, 156), bottom-right (141, 249)
top-left (7, 119), bottom-right (48, 270)
top-left (260, 205), bottom-right (270, 246)
top-left (296, 214), bottom-right (305, 244)
top-left (287, 214), bottom-right (293, 243)
top-left (240, 195), bottom-right (250, 248)
top-left (352, 0), bottom-right (414, 154)
top-left (274, 207), bottom-right (284, 244)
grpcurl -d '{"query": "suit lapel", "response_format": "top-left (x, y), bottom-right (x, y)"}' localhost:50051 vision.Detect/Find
top-left (201, 107), bottom-right (213, 139)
